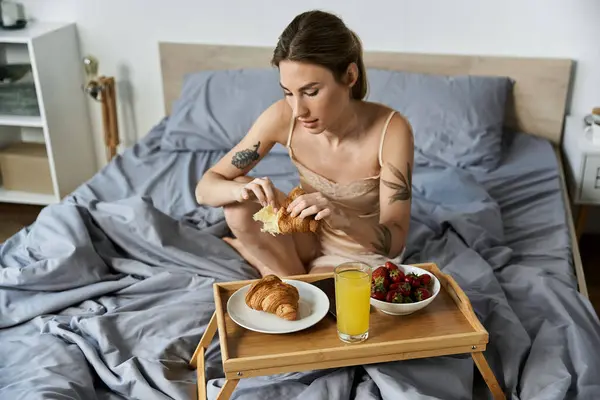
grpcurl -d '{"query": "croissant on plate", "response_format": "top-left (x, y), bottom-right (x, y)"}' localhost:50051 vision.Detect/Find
top-left (252, 186), bottom-right (320, 235)
top-left (244, 275), bottom-right (300, 321)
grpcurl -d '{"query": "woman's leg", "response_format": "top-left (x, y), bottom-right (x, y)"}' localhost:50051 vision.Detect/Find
top-left (309, 266), bottom-right (335, 274)
top-left (223, 177), bottom-right (319, 277)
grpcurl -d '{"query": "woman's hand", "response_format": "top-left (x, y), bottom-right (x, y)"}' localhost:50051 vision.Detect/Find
top-left (237, 177), bottom-right (280, 210)
top-left (286, 192), bottom-right (348, 229)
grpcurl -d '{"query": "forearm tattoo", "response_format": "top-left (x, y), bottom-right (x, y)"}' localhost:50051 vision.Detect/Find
top-left (382, 162), bottom-right (412, 204)
top-left (371, 224), bottom-right (392, 256)
top-left (231, 141), bottom-right (261, 169)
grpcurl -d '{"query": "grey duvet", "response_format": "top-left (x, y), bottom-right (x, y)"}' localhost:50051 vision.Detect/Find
top-left (1, 119), bottom-right (599, 400)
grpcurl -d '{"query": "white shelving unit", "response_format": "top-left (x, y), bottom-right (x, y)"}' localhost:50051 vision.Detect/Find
top-left (0, 21), bottom-right (96, 205)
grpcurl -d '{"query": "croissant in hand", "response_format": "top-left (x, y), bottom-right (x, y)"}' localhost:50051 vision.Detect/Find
top-left (245, 275), bottom-right (300, 321)
top-left (253, 186), bottom-right (320, 235)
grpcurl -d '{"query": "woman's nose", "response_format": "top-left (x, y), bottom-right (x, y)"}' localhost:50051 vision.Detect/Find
top-left (293, 98), bottom-right (309, 119)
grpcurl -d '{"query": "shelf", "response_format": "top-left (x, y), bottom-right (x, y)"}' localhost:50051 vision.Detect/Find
top-left (0, 187), bottom-right (57, 205)
top-left (0, 21), bottom-right (72, 44)
top-left (0, 114), bottom-right (43, 128)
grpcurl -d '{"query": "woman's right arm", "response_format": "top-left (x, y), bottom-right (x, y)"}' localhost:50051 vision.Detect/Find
top-left (195, 100), bottom-right (290, 208)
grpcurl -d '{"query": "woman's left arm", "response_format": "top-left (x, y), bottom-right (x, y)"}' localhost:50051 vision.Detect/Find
top-left (286, 114), bottom-right (414, 258)
top-left (368, 114), bottom-right (414, 258)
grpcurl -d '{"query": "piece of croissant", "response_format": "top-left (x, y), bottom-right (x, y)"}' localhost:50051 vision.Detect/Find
top-left (253, 186), bottom-right (320, 235)
top-left (245, 275), bottom-right (300, 321)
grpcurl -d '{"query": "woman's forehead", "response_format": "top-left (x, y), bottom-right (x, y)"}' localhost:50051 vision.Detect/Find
top-left (279, 60), bottom-right (334, 88)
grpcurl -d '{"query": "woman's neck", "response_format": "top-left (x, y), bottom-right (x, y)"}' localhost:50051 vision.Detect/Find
top-left (322, 101), bottom-right (362, 147)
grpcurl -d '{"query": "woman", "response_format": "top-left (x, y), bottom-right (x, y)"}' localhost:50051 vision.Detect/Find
top-left (195, 10), bottom-right (414, 277)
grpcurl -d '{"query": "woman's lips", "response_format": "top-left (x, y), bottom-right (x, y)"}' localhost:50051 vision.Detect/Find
top-left (300, 119), bottom-right (318, 128)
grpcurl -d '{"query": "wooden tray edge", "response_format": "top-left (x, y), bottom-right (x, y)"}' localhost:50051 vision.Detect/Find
top-left (415, 262), bottom-right (488, 339)
top-left (224, 343), bottom-right (484, 379)
top-left (213, 283), bottom-right (230, 361)
top-left (223, 331), bottom-right (488, 373)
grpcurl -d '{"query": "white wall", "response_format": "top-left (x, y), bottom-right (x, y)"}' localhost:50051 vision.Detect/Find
top-left (17, 0), bottom-right (600, 232)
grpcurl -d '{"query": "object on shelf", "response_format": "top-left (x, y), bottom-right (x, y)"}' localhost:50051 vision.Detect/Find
top-left (0, 1), bottom-right (27, 30)
top-left (0, 141), bottom-right (53, 194)
top-left (0, 64), bottom-right (39, 116)
top-left (83, 55), bottom-right (120, 162)
top-left (584, 107), bottom-right (600, 146)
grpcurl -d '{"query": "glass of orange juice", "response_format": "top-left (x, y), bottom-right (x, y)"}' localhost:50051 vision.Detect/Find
top-left (334, 262), bottom-right (372, 343)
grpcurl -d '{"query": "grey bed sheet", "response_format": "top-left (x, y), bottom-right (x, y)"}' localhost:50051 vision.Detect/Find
top-left (1, 119), bottom-right (599, 400)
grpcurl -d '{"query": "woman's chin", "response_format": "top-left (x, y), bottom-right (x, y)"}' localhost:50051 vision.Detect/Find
top-left (304, 124), bottom-right (325, 134)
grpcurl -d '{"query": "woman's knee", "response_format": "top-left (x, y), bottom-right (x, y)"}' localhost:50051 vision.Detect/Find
top-left (223, 201), bottom-right (259, 234)
top-left (309, 266), bottom-right (335, 274)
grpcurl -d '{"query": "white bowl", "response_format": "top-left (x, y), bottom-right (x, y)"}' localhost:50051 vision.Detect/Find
top-left (369, 264), bottom-right (440, 316)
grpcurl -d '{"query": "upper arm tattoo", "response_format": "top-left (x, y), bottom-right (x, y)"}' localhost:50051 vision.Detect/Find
top-left (231, 141), bottom-right (261, 170)
top-left (382, 162), bottom-right (412, 204)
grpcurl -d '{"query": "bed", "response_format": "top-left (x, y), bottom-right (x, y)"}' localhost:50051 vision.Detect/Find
top-left (1, 42), bottom-right (599, 400)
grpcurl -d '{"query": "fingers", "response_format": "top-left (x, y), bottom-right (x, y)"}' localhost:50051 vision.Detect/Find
top-left (241, 177), bottom-right (277, 208)
top-left (240, 187), bottom-right (250, 201)
top-left (288, 193), bottom-right (328, 219)
top-left (298, 205), bottom-right (320, 220)
top-left (258, 177), bottom-right (276, 208)
top-left (315, 208), bottom-right (331, 221)
top-left (247, 182), bottom-right (267, 206)
top-left (287, 197), bottom-right (308, 218)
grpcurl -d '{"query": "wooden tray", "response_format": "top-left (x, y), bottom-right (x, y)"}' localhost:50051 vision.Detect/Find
top-left (190, 262), bottom-right (505, 400)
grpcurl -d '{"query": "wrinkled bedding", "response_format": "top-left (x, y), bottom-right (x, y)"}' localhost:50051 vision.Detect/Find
top-left (1, 120), bottom-right (599, 400)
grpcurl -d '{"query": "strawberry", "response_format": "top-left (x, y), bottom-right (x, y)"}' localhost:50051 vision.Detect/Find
top-left (419, 274), bottom-right (432, 287)
top-left (386, 289), bottom-right (403, 303)
top-left (372, 266), bottom-right (390, 291)
top-left (406, 273), bottom-right (421, 288)
top-left (370, 284), bottom-right (387, 301)
top-left (385, 262), bottom-right (405, 284)
top-left (398, 282), bottom-right (412, 297)
top-left (389, 283), bottom-right (400, 291)
top-left (414, 287), bottom-right (432, 302)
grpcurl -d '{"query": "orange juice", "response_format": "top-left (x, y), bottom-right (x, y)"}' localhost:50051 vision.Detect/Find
top-left (334, 264), bottom-right (371, 343)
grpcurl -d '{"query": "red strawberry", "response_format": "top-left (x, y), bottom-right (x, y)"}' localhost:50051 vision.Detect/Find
top-left (389, 283), bottom-right (400, 291)
top-left (386, 289), bottom-right (403, 303)
top-left (372, 266), bottom-right (390, 291)
top-left (385, 262), bottom-right (405, 284)
top-left (398, 282), bottom-right (412, 297)
top-left (419, 274), bottom-right (432, 287)
top-left (406, 273), bottom-right (421, 288)
top-left (414, 287), bottom-right (432, 302)
top-left (370, 284), bottom-right (387, 301)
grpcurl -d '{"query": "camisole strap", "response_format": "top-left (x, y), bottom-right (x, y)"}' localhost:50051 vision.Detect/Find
top-left (286, 116), bottom-right (296, 148)
top-left (378, 110), bottom-right (396, 167)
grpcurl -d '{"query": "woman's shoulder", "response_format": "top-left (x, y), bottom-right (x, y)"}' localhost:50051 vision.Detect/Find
top-left (360, 101), bottom-right (413, 137)
top-left (362, 102), bottom-right (414, 164)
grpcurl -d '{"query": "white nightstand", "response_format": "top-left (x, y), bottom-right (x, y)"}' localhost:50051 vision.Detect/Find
top-left (562, 114), bottom-right (600, 239)
top-left (0, 21), bottom-right (96, 205)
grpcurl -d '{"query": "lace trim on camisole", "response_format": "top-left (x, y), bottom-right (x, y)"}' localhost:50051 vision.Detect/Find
top-left (286, 110), bottom-right (396, 200)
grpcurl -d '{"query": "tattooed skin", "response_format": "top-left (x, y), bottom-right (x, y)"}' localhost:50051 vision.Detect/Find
top-left (371, 224), bottom-right (392, 256)
top-left (382, 162), bottom-right (412, 204)
top-left (231, 141), bottom-right (261, 169)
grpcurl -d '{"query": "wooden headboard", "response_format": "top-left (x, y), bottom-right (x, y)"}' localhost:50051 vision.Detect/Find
top-left (159, 42), bottom-right (574, 145)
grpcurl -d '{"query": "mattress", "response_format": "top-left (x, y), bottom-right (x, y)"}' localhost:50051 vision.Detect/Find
top-left (0, 121), bottom-right (599, 400)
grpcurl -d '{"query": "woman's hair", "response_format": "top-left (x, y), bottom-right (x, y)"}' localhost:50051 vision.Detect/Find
top-left (271, 10), bottom-right (368, 100)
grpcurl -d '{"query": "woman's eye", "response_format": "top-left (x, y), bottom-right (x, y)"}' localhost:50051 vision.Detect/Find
top-left (306, 89), bottom-right (319, 97)
top-left (284, 91), bottom-right (293, 97)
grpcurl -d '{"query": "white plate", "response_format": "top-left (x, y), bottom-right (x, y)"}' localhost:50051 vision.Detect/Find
top-left (227, 279), bottom-right (330, 334)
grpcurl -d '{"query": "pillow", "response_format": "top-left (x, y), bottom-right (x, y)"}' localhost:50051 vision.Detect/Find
top-left (366, 69), bottom-right (513, 171)
top-left (163, 67), bottom-right (286, 153)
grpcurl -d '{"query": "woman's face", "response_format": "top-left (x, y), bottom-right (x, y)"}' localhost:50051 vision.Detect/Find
top-left (279, 60), bottom-right (355, 134)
